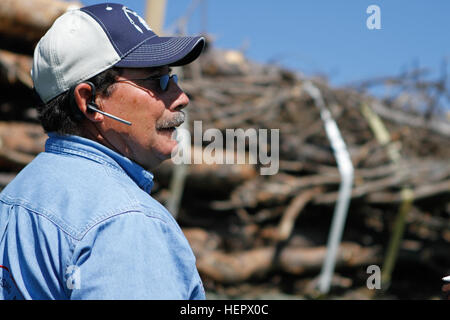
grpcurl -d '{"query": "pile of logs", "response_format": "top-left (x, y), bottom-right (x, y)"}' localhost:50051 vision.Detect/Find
top-left (169, 53), bottom-right (450, 298)
top-left (1, 0), bottom-right (449, 299)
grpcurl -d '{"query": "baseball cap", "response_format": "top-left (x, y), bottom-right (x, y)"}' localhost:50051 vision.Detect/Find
top-left (32, 2), bottom-right (205, 103)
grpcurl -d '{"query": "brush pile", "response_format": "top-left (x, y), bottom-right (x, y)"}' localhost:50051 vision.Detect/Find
top-left (1, 0), bottom-right (449, 299)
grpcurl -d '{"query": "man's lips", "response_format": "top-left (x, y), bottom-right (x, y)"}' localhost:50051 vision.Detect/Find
top-left (157, 126), bottom-right (178, 141)
top-left (156, 122), bottom-right (182, 131)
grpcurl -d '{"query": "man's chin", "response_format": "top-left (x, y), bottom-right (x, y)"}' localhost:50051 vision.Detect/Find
top-left (169, 142), bottom-right (180, 156)
top-left (155, 141), bottom-right (179, 166)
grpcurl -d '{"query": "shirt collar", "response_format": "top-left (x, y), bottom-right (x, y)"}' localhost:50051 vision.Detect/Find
top-left (45, 133), bottom-right (154, 194)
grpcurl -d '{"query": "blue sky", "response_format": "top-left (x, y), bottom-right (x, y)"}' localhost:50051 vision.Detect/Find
top-left (80, 0), bottom-right (450, 88)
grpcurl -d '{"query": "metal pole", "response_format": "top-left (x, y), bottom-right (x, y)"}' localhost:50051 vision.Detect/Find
top-left (303, 82), bottom-right (354, 295)
top-left (360, 103), bottom-right (413, 290)
top-left (166, 103), bottom-right (189, 218)
top-left (145, 0), bottom-right (167, 35)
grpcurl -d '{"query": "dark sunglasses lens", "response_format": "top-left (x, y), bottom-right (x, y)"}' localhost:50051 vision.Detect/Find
top-left (159, 74), bottom-right (178, 91)
top-left (172, 74), bottom-right (178, 85)
top-left (160, 75), bottom-right (169, 91)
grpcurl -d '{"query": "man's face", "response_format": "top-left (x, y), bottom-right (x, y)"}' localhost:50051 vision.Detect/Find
top-left (95, 66), bottom-right (188, 169)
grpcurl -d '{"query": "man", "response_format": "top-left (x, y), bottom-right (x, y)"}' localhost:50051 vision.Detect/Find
top-left (0, 3), bottom-right (205, 299)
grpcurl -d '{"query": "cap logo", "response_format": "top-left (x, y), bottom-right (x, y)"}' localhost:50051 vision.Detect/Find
top-left (122, 6), bottom-right (152, 34)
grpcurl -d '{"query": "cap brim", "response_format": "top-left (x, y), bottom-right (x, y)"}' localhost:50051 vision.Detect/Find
top-left (114, 35), bottom-right (205, 68)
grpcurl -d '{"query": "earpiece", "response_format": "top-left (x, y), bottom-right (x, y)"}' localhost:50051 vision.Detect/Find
top-left (84, 81), bottom-right (97, 113)
top-left (69, 81), bottom-right (132, 126)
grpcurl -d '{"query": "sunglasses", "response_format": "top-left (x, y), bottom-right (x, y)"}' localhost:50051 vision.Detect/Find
top-left (116, 73), bottom-right (178, 92)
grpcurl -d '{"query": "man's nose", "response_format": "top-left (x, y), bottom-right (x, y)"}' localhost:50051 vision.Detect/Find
top-left (167, 81), bottom-right (189, 112)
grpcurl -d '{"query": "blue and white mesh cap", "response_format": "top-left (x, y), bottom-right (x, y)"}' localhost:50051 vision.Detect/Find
top-left (32, 3), bottom-right (205, 103)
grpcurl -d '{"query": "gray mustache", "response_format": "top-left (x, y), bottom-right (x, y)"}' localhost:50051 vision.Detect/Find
top-left (156, 111), bottom-right (185, 129)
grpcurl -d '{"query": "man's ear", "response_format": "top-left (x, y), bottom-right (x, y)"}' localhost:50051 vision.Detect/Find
top-left (72, 83), bottom-right (104, 122)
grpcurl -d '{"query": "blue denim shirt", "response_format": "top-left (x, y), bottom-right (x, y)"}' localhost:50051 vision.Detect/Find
top-left (0, 133), bottom-right (205, 300)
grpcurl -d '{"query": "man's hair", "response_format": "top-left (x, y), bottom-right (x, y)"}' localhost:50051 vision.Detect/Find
top-left (34, 67), bottom-right (123, 136)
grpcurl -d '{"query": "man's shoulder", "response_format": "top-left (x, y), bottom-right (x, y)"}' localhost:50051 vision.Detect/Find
top-left (0, 152), bottom-right (171, 240)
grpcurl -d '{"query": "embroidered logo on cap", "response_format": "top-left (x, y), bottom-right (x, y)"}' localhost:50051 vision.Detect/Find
top-left (122, 6), bottom-right (152, 34)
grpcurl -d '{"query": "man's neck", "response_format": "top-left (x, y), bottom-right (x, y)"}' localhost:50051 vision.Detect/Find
top-left (80, 122), bottom-right (123, 156)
